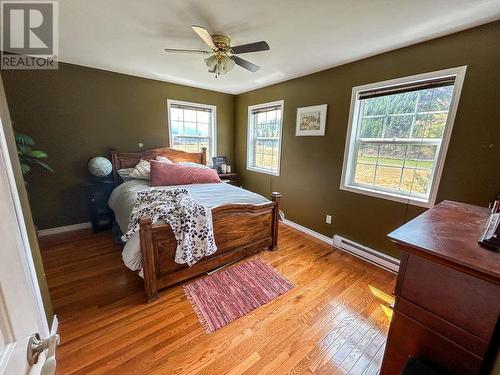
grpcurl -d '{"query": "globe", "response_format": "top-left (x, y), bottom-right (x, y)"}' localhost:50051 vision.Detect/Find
top-left (88, 157), bottom-right (112, 177)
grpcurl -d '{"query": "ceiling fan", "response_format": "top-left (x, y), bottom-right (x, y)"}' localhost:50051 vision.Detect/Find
top-left (164, 26), bottom-right (270, 77)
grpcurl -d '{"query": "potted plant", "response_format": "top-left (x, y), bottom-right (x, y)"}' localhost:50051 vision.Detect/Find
top-left (15, 131), bottom-right (53, 178)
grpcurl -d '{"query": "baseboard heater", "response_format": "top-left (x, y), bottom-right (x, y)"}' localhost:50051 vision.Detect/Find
top-left (333, 235), bottom-right (399, 273)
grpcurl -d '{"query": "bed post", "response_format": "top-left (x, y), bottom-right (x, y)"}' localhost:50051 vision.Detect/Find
top-left (201, 147), bottom-right (207, 165)
top-left (110, 148), bottom-right (120, 186)
top-left (271, 192), bottom-right (282, 251)
top-left (139, 217), bottom-right (159, 302)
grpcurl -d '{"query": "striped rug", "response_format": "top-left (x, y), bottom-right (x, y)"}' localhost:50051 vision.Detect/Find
top-left (184, 258), bottom-right (294, 333)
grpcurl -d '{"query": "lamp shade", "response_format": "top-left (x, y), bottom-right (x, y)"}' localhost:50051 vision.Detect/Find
top-left (88, 156), bottom-right (112, 177)
top-left (204, 55), bottom-right (235, 76)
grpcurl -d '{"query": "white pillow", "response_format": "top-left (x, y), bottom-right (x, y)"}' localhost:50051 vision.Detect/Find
top-left (129, 159), bottom-right (150, 180)
top-left (178, 161), bottom-right (211, 169)
top-left (156, 155), bottom-right (173, 164)
top-left (117, 168), bottom-right (135, 181)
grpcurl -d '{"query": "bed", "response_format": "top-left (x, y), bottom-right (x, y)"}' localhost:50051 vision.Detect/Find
top-left (109, 147), bottom-right (282, 302)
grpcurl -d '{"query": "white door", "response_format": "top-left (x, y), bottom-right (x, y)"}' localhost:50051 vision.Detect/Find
top-left (0, 107), bottom-right (52, 372)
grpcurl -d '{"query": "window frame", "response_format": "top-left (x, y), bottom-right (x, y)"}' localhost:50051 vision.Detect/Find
top-left (340, 66), bottom-right (467, 208)
top-left (166, 99), bottom-right (217, 160)
top-left (246, 100), bottom-right (285, 176)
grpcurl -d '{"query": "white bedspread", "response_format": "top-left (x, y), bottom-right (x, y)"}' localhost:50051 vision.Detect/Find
top-left (108, 180), bottom-right (270, 271)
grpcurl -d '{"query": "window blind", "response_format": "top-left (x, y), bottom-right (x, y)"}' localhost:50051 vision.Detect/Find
top-left (251, 105), bottom-right (281, 115)
top-left (170, 103), bottom-right (213, 113)
top-left (358, 76), bottom-right (455, 100)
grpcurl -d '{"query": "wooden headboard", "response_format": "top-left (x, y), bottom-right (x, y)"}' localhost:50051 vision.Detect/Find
top-left (110, 147), bottom-right (206, 185)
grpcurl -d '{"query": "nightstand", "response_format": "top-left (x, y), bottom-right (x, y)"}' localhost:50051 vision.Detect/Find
top-left (218, 172), bottom-right (238, 186)
top-left (85, 180), bottom-right (115, 233)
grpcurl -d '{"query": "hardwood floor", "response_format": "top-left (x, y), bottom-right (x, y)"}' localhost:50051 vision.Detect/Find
top-left (41, 223), bottom-right (396, 374)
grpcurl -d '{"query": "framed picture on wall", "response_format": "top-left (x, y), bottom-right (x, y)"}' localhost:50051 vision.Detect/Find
top-left (296, 104), bottom-right (328, 136)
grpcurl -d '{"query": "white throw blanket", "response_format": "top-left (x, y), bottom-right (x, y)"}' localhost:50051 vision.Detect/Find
top-left (121, 189), bottom-right (217, 266)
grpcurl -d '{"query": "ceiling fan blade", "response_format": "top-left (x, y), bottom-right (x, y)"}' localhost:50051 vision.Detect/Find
top-left (191, 25), bottom-right (216, 50)
top-left (231, 56), bottom-right (260, 72)
top-left (231, 41), bottom-right (270, 54)
top-left (164, 48), bottom-right (211, 54)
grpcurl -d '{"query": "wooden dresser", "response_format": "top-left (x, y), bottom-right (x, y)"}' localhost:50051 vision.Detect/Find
top-left (381, 200), bottom-right (500, 374)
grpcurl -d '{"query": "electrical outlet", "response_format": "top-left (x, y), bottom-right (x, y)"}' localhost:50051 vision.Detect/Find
top-left (326, 215), bottom-right (332, 224)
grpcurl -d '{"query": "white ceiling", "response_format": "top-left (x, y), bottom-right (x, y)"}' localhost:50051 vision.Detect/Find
top-left (59, 0), bottom-right (500, 94)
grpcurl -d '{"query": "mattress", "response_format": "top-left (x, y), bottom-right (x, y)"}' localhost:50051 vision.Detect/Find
top-left (108, 179), bottom-right (270, 271)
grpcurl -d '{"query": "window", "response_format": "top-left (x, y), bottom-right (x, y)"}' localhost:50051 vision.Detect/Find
top-left (247, 100), bottom-right (284, 176)
top-left (341, 67), bottom-right (466, 207)
top-left (167, 99), bottom-right (216, 159)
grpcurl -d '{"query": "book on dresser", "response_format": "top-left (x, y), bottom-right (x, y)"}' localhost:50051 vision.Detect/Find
top-left (381, 200), bottom-right (500, 375)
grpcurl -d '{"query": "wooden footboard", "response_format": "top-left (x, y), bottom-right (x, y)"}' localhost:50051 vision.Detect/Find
top-left (139, 192), bottom-right (282, 302)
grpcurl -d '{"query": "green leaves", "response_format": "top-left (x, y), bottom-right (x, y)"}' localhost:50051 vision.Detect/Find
top-left (14, 131), bottom-right (53, 175)
top-left (32, 159), bottom-right (54, 172)
top-left (14, 132), bottom-right (35, 146)
top-left (20, 163), bottom-right (31, 175)
top-left (26, 150), bottom-right (48, 158)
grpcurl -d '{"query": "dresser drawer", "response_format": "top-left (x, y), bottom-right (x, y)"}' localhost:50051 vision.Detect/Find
top-left (381, 310), bottom-right (483, 375)
top-left (395, 297), bottom-right (489, 357)
top-left (397, 253), bottom-right (500, 341)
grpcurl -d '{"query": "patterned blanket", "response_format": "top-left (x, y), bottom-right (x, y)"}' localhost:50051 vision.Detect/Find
top-left (121, 189), bottom-right (217, 266)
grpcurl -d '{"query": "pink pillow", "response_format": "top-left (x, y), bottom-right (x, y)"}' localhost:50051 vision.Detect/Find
top-left (150, 161), bottom-right (221, 186)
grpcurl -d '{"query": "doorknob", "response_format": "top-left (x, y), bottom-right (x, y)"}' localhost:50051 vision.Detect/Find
top-left (40, 335), bottom-right (58, 375)
top-left (27, 333), bottom-right (60, 368)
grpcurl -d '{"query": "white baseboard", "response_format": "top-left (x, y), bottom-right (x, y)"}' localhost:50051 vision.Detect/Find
top-left (50, 315), bottom-right (58, 335)
top-left (37, 222), bottom-right (92, 237)
top-left (281, 219), bottom-right (399, 273)
top-left (333, 235), bottom-right (400, 273)
top-left (282, 219), bottom-right (333, 245)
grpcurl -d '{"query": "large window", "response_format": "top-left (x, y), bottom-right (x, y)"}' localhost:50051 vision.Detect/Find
top-left (247, 100), bottom-right (284, 176)
top-left (341, 67), bottom-right (466, 207)
top-left (167, 100), bottom-right (216, 158)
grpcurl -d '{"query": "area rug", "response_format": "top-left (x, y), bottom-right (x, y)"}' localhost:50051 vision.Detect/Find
top-left (183, 258), bottom-right (294, 333)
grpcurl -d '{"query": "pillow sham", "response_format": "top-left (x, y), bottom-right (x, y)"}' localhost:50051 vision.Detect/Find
top-left (177, 161), bottom-right (211, 169)
top-left (156, 155), bottom-right (174, 164)
top-left (129, 159), bottom-right (150, 180)
top-left (150, 161), bottom-right (221, 186)
top-left (117, 168), bottom-right (135, 181)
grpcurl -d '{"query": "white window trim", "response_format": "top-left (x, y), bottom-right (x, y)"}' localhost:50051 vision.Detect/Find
top-left (166, 99), bottom-right (217, 160)
top-left (246, 100), bottom-right (285, 176)
top-left (340, 66), bottom-right (467, 208)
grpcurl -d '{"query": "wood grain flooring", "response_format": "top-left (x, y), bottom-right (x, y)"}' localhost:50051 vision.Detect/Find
top-left (41, 223), bottom-right (396, 374)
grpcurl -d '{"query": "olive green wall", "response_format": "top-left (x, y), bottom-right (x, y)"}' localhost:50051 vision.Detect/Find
top-left (0, 21), bottom-right (498, 328)
top-left (1, 63), bottom-right (235, 229)
top-left (1, 21), bottom-right (499, 259)
top-left (235, 21), bottom-right (500, 258)
top-left (0, 77), bottom-right (54, 322)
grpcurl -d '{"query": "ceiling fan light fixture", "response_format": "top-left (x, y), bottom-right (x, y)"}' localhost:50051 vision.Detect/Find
top-left (222, 55), bottom-right (235, 73)
top-left (204, 55), bottom-right (218, 71)
top-left (166, 26), bottom-right (268, 76)
top-left (204, 54), bottom-right (235, 77)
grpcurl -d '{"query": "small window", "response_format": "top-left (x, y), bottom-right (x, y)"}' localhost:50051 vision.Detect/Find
top-left (167, 99), bottom-right (216, 158)
top-left (247, 100), bottom-right (284, 176)
top-left (341, 67), bottom-right (466, 207)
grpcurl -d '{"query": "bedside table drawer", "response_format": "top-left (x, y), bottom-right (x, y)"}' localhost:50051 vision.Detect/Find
top-left (218, 173), bottom-right (237, 186)
top-left (88, 191), bottom-right (109, 203)
top-left (397, 253), bottom-right (500, 341)
top-left (85, 180), bottom-right (115, 233)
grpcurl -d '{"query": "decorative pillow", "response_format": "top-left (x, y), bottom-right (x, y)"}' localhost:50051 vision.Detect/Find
top-left (156, 155), bottom-right (174, 164)
top-left (129, 159), bottom-right (150, 180)
top-left (117, 168), bottom-right (135, 181)
top-left (177, 161), bottom-right (211, 169)
top-left (150, 161), bottom-right (221, 186)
